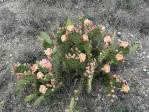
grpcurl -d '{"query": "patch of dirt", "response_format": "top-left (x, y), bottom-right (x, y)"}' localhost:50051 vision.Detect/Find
top-left (0, 0), bottom-right (149, 112)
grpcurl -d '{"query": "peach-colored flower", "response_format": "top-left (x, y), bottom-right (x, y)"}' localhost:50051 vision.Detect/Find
top-left (104, 35), bottom-right (112, 45)
top-left (36, 72), bottom-right (44, 79)
top-left (31, 64), bottom-right (38, 73)
top-left (39, 59), bottom-right (52, 70)
top-left (39, 85), bottom-right (48, 94)
top-left (82, 34), bottom-right (89, 42)
top-left (79, 53), bottom-right (86, 62)
top-left (61, 34), bottom-right (67, 42)
top-left (119, 40), bottom-right (129, 48)
top-left (101, 64), bottom-right (110, 73)
top-left (91, 25), bottom-right (96, 30)
top-left (44, 48), bottom-right (53, 56)
top-left (115, 53), bottom-right (124, 61)
top-left (84, 19), bottom-right (93, 26)
top-left (67, 25), bottom-right (75, 32)
top-left (121, 84), bottom-right (130, 93)
top-left (99, 25), bottom-right (106, 32)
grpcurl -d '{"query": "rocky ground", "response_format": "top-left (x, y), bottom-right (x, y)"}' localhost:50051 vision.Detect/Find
top-left (0, 0), bottom-right (149, 112)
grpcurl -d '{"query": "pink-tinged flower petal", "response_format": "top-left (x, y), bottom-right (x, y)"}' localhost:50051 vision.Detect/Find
top-left (39, 59), bottom-right (52, 71)
top-left (31, 64), bottom-right (38, 73)
top-left (84, 19), bottom-right (93, 26)
top-left (44, 48), bottom-right (53, 56)
top-left (16, 73), bottom-right (24, 80)
top-left (104, 35), bottom-right (112, 44)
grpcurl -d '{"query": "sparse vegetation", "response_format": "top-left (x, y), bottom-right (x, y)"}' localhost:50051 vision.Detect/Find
top-left (0, 100), bottom-right (5, 111)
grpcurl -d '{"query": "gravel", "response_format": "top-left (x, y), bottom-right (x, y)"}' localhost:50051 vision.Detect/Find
top-left (0, 0), bottom-right (149, 112)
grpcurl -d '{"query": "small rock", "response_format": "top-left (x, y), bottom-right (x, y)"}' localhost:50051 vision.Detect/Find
top-left (142, 56), bottom-right (145, 59)
top-left (117, 32), bottom-right (122, 36)
top-left (143, 69), bottom-right (147, 72)
top-left (130, 34), bottom-right (134, 38)
top-left (10, 54), bottom-right (12, 57)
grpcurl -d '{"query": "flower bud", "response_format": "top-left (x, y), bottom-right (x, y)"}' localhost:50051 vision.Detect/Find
top-left (44, 48), bottom-right (53, 56)
top-left (82, 34), bottom-right (89, 42)
top-left (31, 64), bottom-right (38, 73)
top-left (119, 40), bottom-right (129, 48)
top-left (84, 19), bottom-right (93, 26)
top-left (79, 53), bottom-right (86, 62)
top-left (121, 84), bottom-right (130, 93)
top-left (67, 25), bottom-right (75, 32)
top-left (37, 72), bottom-right (44, 79)
top-left (101, 64), bottom-right (110, 73)
top-left (39, 85), bottom-right (48, 94)
top-left (61, 34), bottom-right (67, 42)
top-left (115, 53), bottom-right (124, 61)
top-left (99, 25), bottom-right (106, 32)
